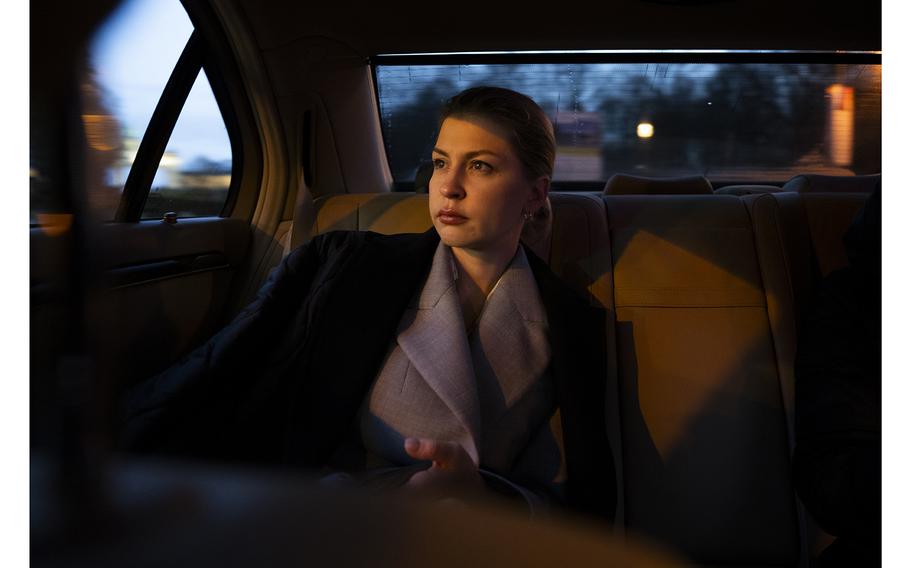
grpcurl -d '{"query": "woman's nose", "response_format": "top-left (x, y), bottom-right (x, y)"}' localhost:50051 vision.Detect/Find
top-left (435, 169), bottom-right (466, 199)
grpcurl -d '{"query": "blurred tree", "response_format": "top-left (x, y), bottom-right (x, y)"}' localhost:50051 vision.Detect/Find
top-left (79, 67), bottom-right (126, 219)
top-left (598, 63), bottom-right (838, 180)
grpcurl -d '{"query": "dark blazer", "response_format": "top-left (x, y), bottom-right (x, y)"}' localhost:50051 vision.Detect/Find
top-left (122, 228), bottom-right (615, 520)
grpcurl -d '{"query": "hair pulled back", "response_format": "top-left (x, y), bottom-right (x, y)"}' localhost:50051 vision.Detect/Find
top-left (439, 86), bottom-right (555, 182)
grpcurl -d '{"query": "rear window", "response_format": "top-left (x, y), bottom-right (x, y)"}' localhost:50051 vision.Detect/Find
top-left (375, 60), bottom-right (881, 186)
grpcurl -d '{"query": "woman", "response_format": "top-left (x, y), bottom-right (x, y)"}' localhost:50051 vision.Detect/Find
top-left (122, 87), bottom-right (615, 520)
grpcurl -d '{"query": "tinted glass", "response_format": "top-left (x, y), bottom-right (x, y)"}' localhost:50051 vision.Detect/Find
top-left (376, 62), bottom-right (881, 185)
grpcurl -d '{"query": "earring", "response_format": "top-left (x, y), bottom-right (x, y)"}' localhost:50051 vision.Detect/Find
top-left (522, 210), bottom-right (533, 221)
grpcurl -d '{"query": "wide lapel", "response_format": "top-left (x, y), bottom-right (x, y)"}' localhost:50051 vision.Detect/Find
top-left (283, 228), bottom-right (443, 466)
top-left (396, 243), bottom-right (483, 463)
top-left (473, 246), bottom-right (551, 409)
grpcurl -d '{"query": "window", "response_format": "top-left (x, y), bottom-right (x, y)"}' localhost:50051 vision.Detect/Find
top-left (142, 71), bottom-right (231, 219)
top-left (59, 0), bottom-right (234, 222)
top-left (375, 60), bottom-right (881, 187)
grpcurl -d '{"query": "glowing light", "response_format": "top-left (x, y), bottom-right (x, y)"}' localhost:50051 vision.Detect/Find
top-left (637, 122), bottom-right (654, 138)
top-left (826, 84), bottom-right (855, 166)
top-left (36, 214), bottom-right (73, 237)
top-left (82, 114), bottom-right (117, 151)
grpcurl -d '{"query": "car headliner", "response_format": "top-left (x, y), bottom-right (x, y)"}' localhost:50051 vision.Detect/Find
top-left (234, 0), bottom-right (881, 55)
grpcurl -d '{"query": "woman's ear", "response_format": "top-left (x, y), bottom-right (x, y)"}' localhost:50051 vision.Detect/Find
top-left (527, 176), bottom-right (550, 214)
top-left (521, 184), bottom-right (552, 260)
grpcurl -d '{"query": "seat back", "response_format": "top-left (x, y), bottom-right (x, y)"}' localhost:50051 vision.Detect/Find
top-left (604, 174), bottom-right (713, 196)
top-left (311, 192), bottom-right (433, 236)
top-left (714, 184), bottom-right (783, 196)
top-left (782, 173), bottom-right (880, 194)
top-left (604, 194), bottom-right (800, 566)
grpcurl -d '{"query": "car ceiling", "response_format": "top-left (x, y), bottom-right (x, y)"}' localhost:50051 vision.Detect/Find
top-left (234, 0), bottom-right (881, 55)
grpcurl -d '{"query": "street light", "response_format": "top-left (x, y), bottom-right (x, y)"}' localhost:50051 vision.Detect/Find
top-left (637, 122), bottom-right (654, 139)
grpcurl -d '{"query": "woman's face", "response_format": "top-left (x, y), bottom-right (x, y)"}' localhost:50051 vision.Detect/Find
top-left (429, 116), bottom-right (547, 256)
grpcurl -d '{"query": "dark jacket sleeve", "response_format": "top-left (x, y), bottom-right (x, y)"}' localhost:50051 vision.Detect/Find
top-left (792, 268), bottom-right (881, 539)
top-left (119, 232), bottom-right (356, 460)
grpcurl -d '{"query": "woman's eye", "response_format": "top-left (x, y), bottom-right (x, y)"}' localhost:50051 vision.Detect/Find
top-left (470, 161), bottom-right (493, 173)
top-left (432, 159), bottom-right (446, 169)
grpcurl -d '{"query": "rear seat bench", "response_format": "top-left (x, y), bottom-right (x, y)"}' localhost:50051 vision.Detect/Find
top-left (285, 189), bottom-right (866, 567)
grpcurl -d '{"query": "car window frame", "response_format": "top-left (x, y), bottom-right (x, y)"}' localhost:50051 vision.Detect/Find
top-left (112, 0), bottom-right (260, 223)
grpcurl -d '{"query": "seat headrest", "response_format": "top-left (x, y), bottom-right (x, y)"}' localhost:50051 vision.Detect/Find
top-left (413, 161), bottom-right (433, 194)
top-left (782, 173), bottom-right (880, 194)
top-left (714, 185), bottom-right (783, 196)
top-left (603, 173), bottom-right (713, 195)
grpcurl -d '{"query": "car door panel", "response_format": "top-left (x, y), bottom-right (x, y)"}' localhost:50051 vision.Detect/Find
top-left (89, 217), bottom-right (251, 386)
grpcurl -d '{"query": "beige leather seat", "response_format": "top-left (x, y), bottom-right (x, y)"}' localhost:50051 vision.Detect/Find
top-left (310, 192), bottom-right (433, 236)
top-left (603, 194), bottom-right (800, 566)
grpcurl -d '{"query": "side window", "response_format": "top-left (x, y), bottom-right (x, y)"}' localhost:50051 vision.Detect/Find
top-left (78, 0), bottom-right (233, 221)
top-left (142, 71), bottom-right (231, 219)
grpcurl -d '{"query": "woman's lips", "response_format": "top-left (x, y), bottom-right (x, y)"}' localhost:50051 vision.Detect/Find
top-left (437, 209), bottom-right (468, 225)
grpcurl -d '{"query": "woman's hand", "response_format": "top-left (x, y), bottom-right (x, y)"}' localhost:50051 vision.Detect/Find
top-left (402, 437), bottom-right (486, 500)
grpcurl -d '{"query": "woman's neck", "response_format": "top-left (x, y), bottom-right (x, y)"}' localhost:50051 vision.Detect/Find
top-left (450, 243), bottom-right (517, 293)
top-left (450, 242), bottom-right (518, 330)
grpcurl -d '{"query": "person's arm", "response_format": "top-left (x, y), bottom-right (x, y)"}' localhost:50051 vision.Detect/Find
top-left (793, 269), bottom-right (881, 539)
top-left (119, 234), bottom-right (343, 457)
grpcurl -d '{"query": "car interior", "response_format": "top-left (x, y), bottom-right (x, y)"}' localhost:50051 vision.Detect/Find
top-left (30, 0), bottom-right (882, 566)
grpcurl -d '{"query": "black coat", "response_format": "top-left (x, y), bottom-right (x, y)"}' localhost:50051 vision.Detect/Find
top-left (122, 228), bottom-right (616, 520)
top-left (792, 189), bottom-right (880, 565)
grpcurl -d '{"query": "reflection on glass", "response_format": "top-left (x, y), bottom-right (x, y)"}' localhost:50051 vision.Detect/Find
top-left (376, 63), bottom-right (881, 184)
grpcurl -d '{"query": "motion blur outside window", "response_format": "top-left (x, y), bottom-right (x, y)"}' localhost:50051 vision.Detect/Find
top-left (375, 62), bottom-right (881, 187)
top-left (74, 0), bottom-right (232, 221)
top-left (141, 71), bottom-right (232, 220)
